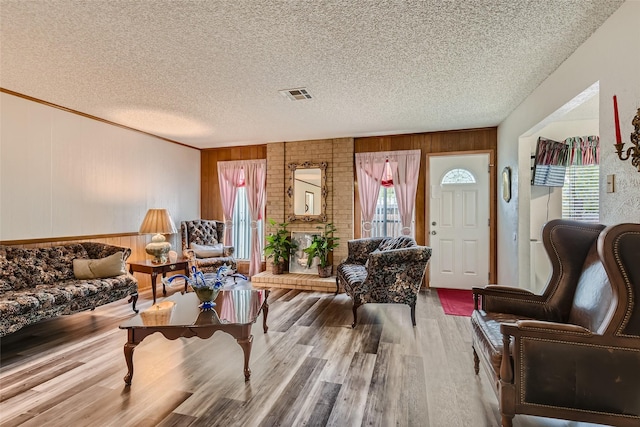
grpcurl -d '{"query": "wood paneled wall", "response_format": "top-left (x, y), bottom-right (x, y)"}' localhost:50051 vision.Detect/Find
top-left (355, 128), bottom-right (498, 282)
top-left (200, 145), bottom-right (268, 274)
top-left (200, 145), bottom-right (268, 220)
top-left (199, 128), bottom-right (497, 279)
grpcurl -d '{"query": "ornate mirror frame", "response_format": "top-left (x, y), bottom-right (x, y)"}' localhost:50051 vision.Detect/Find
top-left (287, 161), bottom-right (328, 222)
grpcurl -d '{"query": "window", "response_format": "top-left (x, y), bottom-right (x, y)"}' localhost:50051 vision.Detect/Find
top-left (370, 163), bottom-right (414, 238)
top-left (441, 168), bottom-right (476, 184)
top-left (562, 165), bottom-right (599, 222)
top-left (371, 186), bottom-right (402, 237)
top-left (231, 187), bottom-right (263, 259)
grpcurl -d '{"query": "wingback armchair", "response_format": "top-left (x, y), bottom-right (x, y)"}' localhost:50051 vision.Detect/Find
top-left (181, 220), bottom-right (237, 273)
top-left (336, 236), bottom-right (432, 328)
top-left (471, 219), bottom-right (640, 427)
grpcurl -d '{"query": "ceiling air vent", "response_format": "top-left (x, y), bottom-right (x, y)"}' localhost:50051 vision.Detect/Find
top-left (279, 87), bottom-right (312, 101)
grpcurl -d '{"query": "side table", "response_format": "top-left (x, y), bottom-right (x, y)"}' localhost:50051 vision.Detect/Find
top-left (128, 258), bottom-right (190, 304)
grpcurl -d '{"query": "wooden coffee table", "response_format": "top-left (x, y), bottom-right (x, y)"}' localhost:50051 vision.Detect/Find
top-left (119, 283), bottom-right (269, 384)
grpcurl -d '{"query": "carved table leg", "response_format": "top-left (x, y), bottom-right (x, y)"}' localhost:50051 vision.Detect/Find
top-left (473, 348), bottom-right (480, 374)
top-left (237, 335), bottom-right (254, 381)
top-left (151, 272), bottom-right (158, 304)
top-left (128, 293), bottom-right (139, 313)
top-left (123, 342), bottom-right (138, 385)
top-left (335, 276), bottom-right (340, 295)
top-left (162, 272), bottom-right (167, 296)
top-left (262, 299), bottom-right (269, 333)
top-left (410, 303), bottom-right (416, 326)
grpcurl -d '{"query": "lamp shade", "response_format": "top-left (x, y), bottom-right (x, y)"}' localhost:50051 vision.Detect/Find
top-left (139, 209), bottom-right (177, 263)
top-left (139, 209), bottom-right (177, 235)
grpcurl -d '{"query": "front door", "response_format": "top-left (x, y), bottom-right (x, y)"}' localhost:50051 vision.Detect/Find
top-left (429, 153), bottom-right (490, 289)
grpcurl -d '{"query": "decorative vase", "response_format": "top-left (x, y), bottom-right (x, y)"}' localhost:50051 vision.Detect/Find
top-left (193, 287), bottom-right (220, 311)
top-left (317, 265), bottom-right (332, 278)
top-left (272, 261), bottom-right (285, 275)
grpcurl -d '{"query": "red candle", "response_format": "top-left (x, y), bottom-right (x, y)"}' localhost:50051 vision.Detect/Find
top-left (613, 95), bottom-right (622, 144)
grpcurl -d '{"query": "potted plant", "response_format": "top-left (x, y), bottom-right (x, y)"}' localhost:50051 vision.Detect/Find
top-left (303, 223), bottom-right (339, 278)
top-left (264, 219), bottom-right (296, 274)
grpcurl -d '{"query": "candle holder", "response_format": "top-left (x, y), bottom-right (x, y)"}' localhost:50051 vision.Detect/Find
top-left (615, 108), bottom-right (640, 172)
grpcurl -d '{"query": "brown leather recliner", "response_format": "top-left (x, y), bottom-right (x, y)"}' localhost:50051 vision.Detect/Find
top-left (471, 219), bottom-right (640, 427)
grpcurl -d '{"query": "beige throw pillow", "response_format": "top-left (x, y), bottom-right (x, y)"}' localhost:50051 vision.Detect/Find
top-left (73, 251), bottom-right (126, 279)
top-left (190, 243), bottom-right (224, 258)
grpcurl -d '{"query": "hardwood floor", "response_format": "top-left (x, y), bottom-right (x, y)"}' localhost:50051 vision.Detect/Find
top-left (0, 288), bottom-right (608, 427)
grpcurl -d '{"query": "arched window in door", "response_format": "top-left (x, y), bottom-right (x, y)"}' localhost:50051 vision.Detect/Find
top-left (441, 168), bottom-right (476, 185)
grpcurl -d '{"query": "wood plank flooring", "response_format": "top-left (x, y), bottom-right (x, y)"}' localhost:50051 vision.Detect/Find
top-left (0, 288), bottom-right (608, 427)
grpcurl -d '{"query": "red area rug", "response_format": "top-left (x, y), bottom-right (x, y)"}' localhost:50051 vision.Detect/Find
top-left (436, 288), bottom-right (474, 317)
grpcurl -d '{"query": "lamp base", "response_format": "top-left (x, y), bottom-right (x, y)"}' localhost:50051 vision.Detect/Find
top-left (146, 233), bottom-right (171, 264)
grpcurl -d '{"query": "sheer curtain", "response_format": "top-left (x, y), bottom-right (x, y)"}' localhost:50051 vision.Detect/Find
top-left (355, 152), bottom-right (386, 237)
top-left (387, 150), bottom-right (421, 236)
top-left (217, 161), bottom-right (244, 246)
top-left (243, 160), bottom-right (266, 277)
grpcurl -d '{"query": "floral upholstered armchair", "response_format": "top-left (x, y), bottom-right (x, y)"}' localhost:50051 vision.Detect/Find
top-left (336, 236), bottom-right (432, 328)
top-left (181, 220), bottom-right (237, 273)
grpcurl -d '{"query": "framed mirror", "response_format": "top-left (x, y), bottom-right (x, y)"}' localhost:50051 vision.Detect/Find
top-left (287, 161), bottom-right (327, 222)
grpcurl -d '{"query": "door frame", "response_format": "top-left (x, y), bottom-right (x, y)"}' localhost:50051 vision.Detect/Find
top-left (425, 149), bottom-right (497, 287)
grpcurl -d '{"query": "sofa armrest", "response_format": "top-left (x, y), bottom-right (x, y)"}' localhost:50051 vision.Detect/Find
top-left (484, 285), bottom-right (535, 294)
top-left (184, 247), bottom-right (234, 259)
top-left (363, 246), bottom-right (431, 293)
top-left (498, 320), bottom-right (598, 390)
top-left (502, 320), bottom-right (593, 337)
top-left (183, 248), bottom-right (196, 260)
top-left (345, 238), bottom-right (386, 264)
top-left (367, 245), bottom-right (431, 266)
top-left (472, 285), bottom-right (559, 320)
top-left (80, 242), bottom-right (132, 261)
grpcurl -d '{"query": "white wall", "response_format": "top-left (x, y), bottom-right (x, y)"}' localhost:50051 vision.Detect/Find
top-left (0, 92), bottom-right (201, 243)
top-left (526, 118), bottom-right (599, 292)
top-left (497, 0), bottom-right (640, 286)
top-left (527, 118), bottom-right (600, 239)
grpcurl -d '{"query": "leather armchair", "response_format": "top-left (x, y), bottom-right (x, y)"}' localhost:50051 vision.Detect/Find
top-left (471, 220), bottom-right (640, 427)
top-left (181, 220), bottom-right (237, 273)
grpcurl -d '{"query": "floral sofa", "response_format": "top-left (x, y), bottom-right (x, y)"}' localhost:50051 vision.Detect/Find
top-left (0, 242), bottom-right (138, 337)
top-left (336, 236), bottom-right (432, 328)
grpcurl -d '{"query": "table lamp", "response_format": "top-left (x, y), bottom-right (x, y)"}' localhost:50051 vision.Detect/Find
top-left (139, 209), bottom-right (178, 263)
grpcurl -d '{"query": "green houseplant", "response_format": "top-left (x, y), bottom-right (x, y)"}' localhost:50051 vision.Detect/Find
top-left (303, 223), bottom-right (339, 278)
top-left (263, 219), bottom-right (296, 275)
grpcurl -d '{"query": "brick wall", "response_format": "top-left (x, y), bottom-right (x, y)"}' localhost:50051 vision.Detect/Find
top-left (265, 138), bottom-right (354, 271)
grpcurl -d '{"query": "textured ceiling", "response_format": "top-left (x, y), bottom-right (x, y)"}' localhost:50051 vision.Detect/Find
top-left (0, 0), bottom-right (624, 149)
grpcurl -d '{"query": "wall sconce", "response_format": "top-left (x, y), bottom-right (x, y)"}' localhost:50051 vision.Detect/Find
top-left (612, 96), bottom-right (640, 172)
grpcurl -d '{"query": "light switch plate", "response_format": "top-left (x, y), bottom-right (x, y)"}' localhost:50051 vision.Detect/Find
top-left (606, 174), bottom-right (615, 193)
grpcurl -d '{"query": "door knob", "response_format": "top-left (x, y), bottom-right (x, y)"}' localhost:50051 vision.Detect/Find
top-left (431, 231), bottom-right (437, 235)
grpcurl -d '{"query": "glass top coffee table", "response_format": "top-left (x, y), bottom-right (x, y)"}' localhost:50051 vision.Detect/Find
top-left (119, 283), bottom-right (269, 384)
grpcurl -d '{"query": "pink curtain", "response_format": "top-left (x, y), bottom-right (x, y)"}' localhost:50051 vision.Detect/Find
top-left (243, 160), bottom-right (266, 277)
top-left (386, 150), bottom-right (420, 236)
top-left (564, 136), bottom-right (599, 166)
top-left (217, 161), bottom-right (243, 246)
top-left (355, 152), bottom-right (386, 237)
top-left (219, 291), bottom-right (237, 323)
